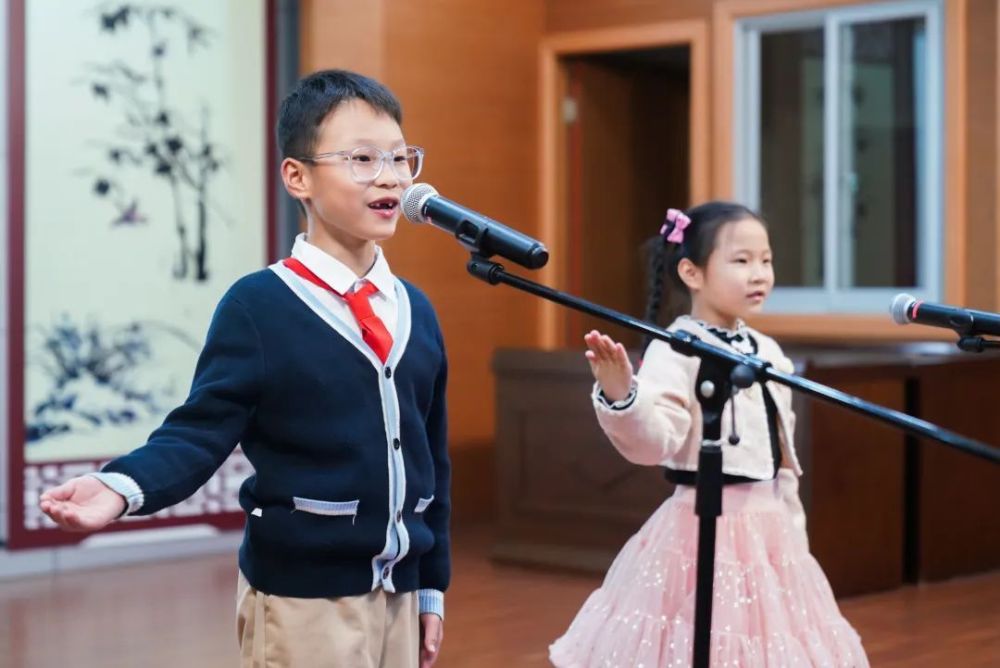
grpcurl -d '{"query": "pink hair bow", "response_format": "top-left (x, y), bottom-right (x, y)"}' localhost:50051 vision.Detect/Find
top-left (660, 208), bottom-right (691, 244)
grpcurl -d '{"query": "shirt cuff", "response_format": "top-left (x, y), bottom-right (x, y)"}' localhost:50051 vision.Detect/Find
top-left (418, 589), bottom-right (445, 619)
top-left (88, 472), bottom-right (144, 516)
top-left (593, 380), bottom-right (638, 411)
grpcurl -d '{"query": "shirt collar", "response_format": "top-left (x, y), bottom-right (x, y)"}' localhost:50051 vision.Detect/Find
top-left (291, 233), bottom-right (396, 300)
top-left (678, 315), bottom-right (756, 354)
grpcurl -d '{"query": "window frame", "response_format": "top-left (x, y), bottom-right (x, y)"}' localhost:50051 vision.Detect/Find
top-left (734, 0), bottom-right (944, 314)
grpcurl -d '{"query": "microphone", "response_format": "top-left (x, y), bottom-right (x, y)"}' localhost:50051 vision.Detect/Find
top-left (890, 293), bottom-right (1000, 337)
top-left (401, 183), bottom-right (549, 269)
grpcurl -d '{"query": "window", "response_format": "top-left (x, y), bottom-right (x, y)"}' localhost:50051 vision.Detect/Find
top-left (735, 1), bottom-right (943, 313)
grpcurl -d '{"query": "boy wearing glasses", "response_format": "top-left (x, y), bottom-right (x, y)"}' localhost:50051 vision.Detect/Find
top-left (39, 70), bottom-right (450, 668)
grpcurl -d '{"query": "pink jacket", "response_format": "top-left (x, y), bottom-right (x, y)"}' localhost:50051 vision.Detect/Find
top-left (592, 317), bottom-right (807, 528)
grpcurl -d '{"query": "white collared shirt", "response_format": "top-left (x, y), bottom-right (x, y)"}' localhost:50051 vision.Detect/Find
top-left (290, 233), bottom-right (398, 336)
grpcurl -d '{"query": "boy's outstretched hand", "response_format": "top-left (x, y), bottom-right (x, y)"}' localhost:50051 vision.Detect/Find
top-left (39, 476), bottom-right (126, 532)
top-left (420, 613), bottom-right (443, 668)
top-left (584, 330), bottom-right (634, 402)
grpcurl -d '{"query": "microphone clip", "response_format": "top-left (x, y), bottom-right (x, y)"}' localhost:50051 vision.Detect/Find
top-left (957, 335), bottom-right (1000, 353)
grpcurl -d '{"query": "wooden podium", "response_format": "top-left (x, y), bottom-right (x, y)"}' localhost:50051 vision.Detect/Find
top-left (492, 344), bottom-right (1000, 597)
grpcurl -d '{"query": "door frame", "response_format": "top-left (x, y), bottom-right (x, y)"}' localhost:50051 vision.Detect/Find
top-left (538, 21), bottom-right (710, 348)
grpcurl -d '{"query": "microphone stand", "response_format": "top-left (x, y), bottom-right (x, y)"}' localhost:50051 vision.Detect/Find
top-left (465, 254), bottom-right (1000, 668)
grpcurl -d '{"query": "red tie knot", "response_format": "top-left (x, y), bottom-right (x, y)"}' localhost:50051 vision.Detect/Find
top-left (342, 280), bottom-right (380, 321)
top-left (351, 280), bottom-right (378, 299)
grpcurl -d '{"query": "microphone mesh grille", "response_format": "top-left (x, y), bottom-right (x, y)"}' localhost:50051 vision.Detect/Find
top-left (890, 293), bottom-right (914, 325)
top-left (401, 183), bottom-right (437, 223)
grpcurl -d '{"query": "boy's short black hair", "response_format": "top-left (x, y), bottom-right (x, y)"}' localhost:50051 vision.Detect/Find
top-left (277, 69), bottom-right (403, 160)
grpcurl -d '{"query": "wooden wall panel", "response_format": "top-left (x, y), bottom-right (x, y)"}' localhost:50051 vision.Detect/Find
top-left (965, 0), bottom-right (998, 311)
top-left (915, 361), bottom-right (1000, 581)
top-left (546, 0), bottom-right (714, 32)
top-left (799, 370), bottom-right (907, 597)
top-left (299, 0), bottom-right (384, 77)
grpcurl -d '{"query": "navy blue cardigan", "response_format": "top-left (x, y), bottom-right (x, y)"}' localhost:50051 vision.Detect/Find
top-left (101, 268), bottom-right (450, 599)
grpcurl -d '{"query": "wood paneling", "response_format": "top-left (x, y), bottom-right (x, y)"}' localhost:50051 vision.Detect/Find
top-left (493, 350), bottom-right (669, 572)
top-left (546, 0), bottom-right (715, 32)
top-left (946, 0), bottom-right (968, 307)
top-left (966, 0), bottom-right (998, 310)
top-left (915, 362), bottom-right (1000, 581)
top-left (800, 369), bottom-right (907, 597)
top-left (450, 441), bottom-right (496, 524)
top-left (299, 0), bottom-right (384, 77)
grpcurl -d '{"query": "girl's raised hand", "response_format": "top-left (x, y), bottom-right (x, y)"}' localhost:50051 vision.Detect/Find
top-left (584, 330), bottom-right (634, 402)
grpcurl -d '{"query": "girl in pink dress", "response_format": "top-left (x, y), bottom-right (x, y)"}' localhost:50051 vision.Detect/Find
top-left (550, 202), bottom-right (869, 667)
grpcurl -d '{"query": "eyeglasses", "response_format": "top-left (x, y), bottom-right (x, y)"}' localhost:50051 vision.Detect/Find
top-left (299, 145), bottom-right (424, 183)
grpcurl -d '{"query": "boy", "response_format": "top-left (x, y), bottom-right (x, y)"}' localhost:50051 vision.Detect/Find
top-left (40, 69), bottom-right (450, 668)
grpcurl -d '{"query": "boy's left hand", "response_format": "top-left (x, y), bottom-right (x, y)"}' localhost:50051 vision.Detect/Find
top-left (419, 613), bottom-right (443, 667)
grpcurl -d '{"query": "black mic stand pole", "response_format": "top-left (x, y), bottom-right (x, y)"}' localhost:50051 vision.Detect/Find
top-left (465, 255), bottom-right (1000, 668)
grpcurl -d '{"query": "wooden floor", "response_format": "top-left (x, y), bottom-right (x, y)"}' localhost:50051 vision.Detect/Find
top-left (1, 525), bottom-right (998, 667)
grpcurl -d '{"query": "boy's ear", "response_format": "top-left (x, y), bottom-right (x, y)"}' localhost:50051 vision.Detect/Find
top-left (677, 257), bottom-right (703, 292)
top-left (280, 157), bottom-right (310, 203)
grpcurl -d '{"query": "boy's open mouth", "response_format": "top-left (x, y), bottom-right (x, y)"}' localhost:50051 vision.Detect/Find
top-left (368, 198), bottom-right (398, 211)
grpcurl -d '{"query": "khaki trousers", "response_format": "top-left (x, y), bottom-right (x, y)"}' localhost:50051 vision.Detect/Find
top-left (236, 571), bottom-right (419, 668)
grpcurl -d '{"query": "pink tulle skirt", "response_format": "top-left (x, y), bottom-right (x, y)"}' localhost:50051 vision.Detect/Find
top-left (550, 479), bottom-right (869, 667)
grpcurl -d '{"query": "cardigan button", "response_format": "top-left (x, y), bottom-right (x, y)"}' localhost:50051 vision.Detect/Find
top-left (393, 438), bottom-right (401, 450)
top-left (382, 566), bottom-right (390, 579)
top-left (396, 510), bottom-right (403, 523)
top-left (384, 367), bottom-right (392, 379)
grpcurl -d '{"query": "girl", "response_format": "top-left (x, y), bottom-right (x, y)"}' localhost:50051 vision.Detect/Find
top-left (549, 202), bottom-right (869, 667)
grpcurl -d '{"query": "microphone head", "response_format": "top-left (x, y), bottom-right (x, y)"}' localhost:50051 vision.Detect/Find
top-left (401, 183), bottom-right (438, 224)
top-left (890, 293), bottom-right (916, 325)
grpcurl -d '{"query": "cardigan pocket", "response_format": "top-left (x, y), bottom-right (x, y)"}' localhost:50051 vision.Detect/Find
top-left (292, 497), bottom-right (360, 524)
top-left (414, 496), bottom-right (434, 514)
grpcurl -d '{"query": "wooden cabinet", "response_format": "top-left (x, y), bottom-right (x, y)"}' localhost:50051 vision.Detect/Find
top-left (493, 346), bottom-right (1000, 596)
